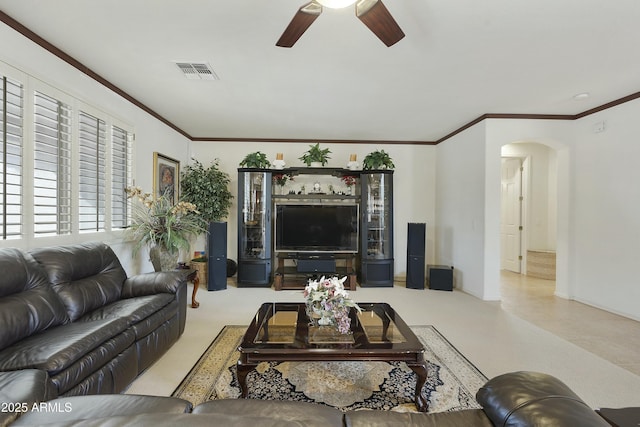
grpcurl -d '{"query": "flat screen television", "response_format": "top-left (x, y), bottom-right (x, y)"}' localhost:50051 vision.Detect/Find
top-left (275, 204), bottom-right (359, 253)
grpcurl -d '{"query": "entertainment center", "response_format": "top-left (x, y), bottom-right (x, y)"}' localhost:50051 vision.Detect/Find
top-left (237, 167), bottom-right (394, 289)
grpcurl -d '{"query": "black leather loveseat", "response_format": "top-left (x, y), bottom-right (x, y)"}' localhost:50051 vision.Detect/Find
top-left (0, 242), bottom-right (187, 425)
top-left (6, 371), bottom-right (610, 426)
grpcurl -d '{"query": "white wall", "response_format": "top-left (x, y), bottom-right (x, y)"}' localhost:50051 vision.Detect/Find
top-left (0, 24), bottom-right (192, 275)
top-left (188, 141), bottom-right (437, 279)
top-left (570, 102), bottom-right (640, 320)
top-left (435, 123), bottom-right (490, 299)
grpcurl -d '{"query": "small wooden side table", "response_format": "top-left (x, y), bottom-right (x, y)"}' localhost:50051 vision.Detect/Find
top-left (177, 267), bottom-right (200, 308)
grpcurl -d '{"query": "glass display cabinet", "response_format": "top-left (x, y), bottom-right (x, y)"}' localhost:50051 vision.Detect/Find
top-left (237, 169), bottom-right (272, 286)
top-left (359, 170), bottom-right (394, 286)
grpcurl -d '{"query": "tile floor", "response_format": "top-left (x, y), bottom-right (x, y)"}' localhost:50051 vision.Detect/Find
top-left (499, 270), bottom-right (640, 376)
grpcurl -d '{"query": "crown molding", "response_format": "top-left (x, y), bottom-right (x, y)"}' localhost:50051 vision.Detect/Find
top-left (191, 136), bottom-right (437, 145)
top-left (2, 10), bottom-right (638, 146)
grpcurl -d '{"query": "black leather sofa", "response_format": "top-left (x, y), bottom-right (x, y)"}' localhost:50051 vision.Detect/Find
top-left (0, 242), bottom-right (187, 426)
top-left (5, 371), bottom-right (611, 426)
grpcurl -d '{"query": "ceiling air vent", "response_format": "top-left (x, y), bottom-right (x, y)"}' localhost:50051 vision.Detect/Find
top-left (175, 62), bottom-right (220, 80)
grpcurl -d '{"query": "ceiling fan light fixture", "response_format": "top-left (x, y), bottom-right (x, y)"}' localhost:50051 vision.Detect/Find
top-left (316, 0), bottom-right (357, 9)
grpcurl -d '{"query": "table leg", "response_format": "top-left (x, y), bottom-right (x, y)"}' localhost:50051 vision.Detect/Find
top-left (408, 359), bottom-right (429, 412)
top-left (236, 360), bottom-right (255, 398)
top-left (191, 274), bottom-right (200, 308)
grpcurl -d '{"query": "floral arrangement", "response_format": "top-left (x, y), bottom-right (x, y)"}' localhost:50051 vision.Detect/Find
top-left (341, 175), bottom-right (357, 187)
top-left (304, 276), bottom-right (361, 334)
top-left (273, 173), bottom-right (293, 187)
top-left (124, 186), bottom-right (206, 255)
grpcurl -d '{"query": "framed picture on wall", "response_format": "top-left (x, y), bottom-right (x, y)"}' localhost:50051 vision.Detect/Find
top-left (153, 152), bottom-right (180, 204)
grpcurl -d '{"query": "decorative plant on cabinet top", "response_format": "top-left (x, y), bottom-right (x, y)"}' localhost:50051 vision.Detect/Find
top-left (239, 151), bottom-right (271, 169)
top-left (299, 143), bottom-right (331, 166)
top-left (363, 149), bottom-right (395, 170)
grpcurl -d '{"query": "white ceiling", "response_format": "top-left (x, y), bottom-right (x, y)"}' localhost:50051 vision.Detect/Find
top-left (1, 0), bottom-right (639, 142)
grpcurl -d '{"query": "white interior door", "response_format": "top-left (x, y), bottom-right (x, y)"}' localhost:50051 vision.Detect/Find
top-left (501, 157), bottom-right (522, 273)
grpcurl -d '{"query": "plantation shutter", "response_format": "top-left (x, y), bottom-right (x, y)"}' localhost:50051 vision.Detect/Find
top-left (33, 91), bottom-right (72, 236)
top-left (111, 125), bottom-right (131, 229)
top-left (0, 76), bottom-right (24, 240)
top-left (78, 111), bottom-right (106, 232)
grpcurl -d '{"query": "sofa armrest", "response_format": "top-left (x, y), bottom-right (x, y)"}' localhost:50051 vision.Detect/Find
top-left (476, 371), bottom-right (610, 427)
top-left (121, 271), bottom-right (187, 298)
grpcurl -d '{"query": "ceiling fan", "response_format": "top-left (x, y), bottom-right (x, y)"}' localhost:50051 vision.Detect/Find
top-left (276, 0), bottom-right (405, 48)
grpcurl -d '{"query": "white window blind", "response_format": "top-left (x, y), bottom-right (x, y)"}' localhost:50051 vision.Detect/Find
top-left (111, 125), bottom-right (131, 229)
top-left (78, 111), bottom-right (106, 232)
top-left (34, 91), bottom-right (72, 236)
top-left (0, 76), bottom-right (23, 240)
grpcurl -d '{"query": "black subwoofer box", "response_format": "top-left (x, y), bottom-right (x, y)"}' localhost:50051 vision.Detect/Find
top-left (428, 265), bottom-right (453, 291)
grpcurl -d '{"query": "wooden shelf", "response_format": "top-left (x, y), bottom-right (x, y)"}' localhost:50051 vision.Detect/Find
top-left (273, 253), bottom-right (357, 291)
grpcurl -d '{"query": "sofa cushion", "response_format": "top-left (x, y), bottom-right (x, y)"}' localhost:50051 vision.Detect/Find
top-left (12, 394), bottom-right (192, 426)
top-left (11, 413), bottom-right (311, 427)
top-left (0, 318), bottom-right (129, 374)
top-left (344, 409), bottom-right (493, 427)
top-left (0, 248), bottom-right (69, 349)
top-left (193, 399), bottom-right (344, 426)
top-left (476, 371), bottom-right (610, 427)
top-left (80, 293), bottom-right (176, 339)
top-left (29, 242), bottom-right (127, 321)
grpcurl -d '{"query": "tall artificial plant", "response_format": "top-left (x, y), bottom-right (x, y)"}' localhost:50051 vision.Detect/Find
top-left (180, 159), bottom-right (233, 224)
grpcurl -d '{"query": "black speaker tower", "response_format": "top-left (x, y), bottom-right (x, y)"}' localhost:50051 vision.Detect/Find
top-left (207, 222), bottom-right (227, 291)
top-left (406, 223), bottom-right (426, 289)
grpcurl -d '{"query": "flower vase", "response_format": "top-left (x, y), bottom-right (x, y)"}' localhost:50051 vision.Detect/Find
top-left (307, 303), bottom-right (333, 327)
top-left (317, 313), bottom-right (333, 326)
top-left (149, 246), bottom-right (179, 272)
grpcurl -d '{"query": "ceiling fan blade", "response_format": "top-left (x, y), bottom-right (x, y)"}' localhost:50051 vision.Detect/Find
top-left (276, 2), bottom-right (323, 48)
top-left (356, 0), bottom-right (405, 47)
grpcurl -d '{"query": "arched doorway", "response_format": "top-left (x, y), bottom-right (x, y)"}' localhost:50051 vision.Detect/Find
top-left (500, 142), bottom-right (559, 298)
top-left (481, 121), bottom-right (571, 301)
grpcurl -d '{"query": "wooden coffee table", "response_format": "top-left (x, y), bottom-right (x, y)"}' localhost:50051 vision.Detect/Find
top-left (237, 302), bottom-right (429, 411)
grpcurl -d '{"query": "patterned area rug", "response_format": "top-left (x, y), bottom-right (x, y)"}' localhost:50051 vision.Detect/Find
top-left (172, 325), bottom-right (487, 412)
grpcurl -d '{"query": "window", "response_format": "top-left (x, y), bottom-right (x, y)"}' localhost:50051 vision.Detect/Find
top-left (33, 91), bottom-right (72, 237)
top-left (78, 111), bottom-right (106, 232)
top-left (0, 76), bottom-right (23, 240)
top-left (111, 125), bottom-right (132, 229)
top-left (0, 65), bottom-right (136, 244)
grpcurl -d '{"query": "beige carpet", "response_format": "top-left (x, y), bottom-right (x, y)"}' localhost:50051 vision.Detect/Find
top-left (172, 325), bottom-right (487, 412)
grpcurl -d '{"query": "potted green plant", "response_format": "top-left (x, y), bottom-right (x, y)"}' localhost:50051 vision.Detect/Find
top-left (180, 159), bottom-right (234, 289)
top-left (125, 186), bottom-right (206, 272)
top-left (299, 143), bottom-right (331, 167)
top-left (239, 151), bottom-right (271, 168)
top-left (181, 159), bottom-right (233, 224)
top-left (362, 149), bottom-right (395, 170)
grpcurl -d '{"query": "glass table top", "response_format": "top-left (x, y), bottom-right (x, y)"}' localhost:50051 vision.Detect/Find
top-left (246, 302), bottom-right (416, 350)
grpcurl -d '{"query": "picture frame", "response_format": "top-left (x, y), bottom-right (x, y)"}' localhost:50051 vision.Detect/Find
top-left (153, 152), bottom-right (180, 204)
